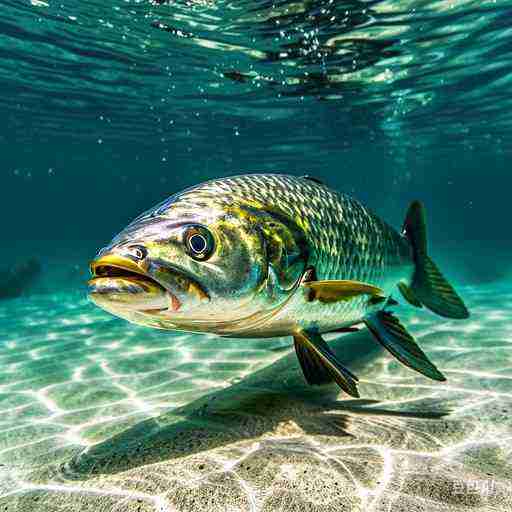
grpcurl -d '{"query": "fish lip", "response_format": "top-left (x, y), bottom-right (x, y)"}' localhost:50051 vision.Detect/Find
top-left (87, 255), bottom-right (169, 312)
top-left (90, 254), bottom-right (149, 279)
top-left (89, 254), bottom-right (210, 305)
top-left (89, 254), bottom-right (166, 292)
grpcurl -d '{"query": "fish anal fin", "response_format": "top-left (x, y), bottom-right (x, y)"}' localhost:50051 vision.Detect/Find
top-left (293, 331), bottom-right (360, 397)
top-left (364, 311), bottom-right (446, 382)
top-left (397, 281), bottom-right (422, 308)
top-left (304, 279), bottom-right (383, 304)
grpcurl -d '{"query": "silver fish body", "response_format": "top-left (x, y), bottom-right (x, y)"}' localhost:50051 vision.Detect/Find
top-left (176, 174), bottom-right (414, 337)
top-left (88, 174), bottom-right (468, 396)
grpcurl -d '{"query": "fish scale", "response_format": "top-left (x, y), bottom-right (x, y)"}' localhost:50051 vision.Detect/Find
top-left (177, 174), bottom-right (410, 289)
top-left (139, 174), bottom-right (414, 336)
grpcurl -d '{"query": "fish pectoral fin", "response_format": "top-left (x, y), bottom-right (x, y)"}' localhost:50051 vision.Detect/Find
top-left (364, 311), bottom-right (446, 382)
top-left (293, 331), bottom-right (360, 397)
top-left (303, 279), bottom-right (383, 304)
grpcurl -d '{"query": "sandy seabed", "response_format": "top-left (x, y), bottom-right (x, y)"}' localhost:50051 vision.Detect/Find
top-left (0, 284), bottom-right (511, 511)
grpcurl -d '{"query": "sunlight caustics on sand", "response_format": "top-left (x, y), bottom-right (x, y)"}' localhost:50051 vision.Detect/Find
top-left (0, 285), bottom-right (511, 511)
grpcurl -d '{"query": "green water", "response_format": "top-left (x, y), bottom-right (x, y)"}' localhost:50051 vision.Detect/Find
top-left (1, 0), bottom-right (512, 510)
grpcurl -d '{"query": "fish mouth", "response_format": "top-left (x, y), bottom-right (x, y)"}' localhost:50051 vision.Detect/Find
top-left (88, 254), bottom-right (209, 313)
top-left (90, 254), bottom-right (163, 288)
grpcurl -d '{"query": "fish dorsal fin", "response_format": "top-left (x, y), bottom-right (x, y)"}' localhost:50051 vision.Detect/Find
top-left (301, 175), bottom-right (325, 185)
top-left (303, 279), bottom-right (384, 304)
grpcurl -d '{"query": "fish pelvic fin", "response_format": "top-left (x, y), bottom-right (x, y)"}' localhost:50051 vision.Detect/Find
top-left (364, 310), bottom-right (446, 382)
top-left (293, 331), bottom-right (360, 398)
top-left (293, 336), bottom-right (332, 386)
top-left (402, 201), bottom-right (469, 319)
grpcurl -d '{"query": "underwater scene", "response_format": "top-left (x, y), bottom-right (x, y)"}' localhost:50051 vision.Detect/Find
top-left (1, 0), bottom-right (512, 510)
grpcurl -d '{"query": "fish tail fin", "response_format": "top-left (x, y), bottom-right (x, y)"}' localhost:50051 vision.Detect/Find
top-left (402, 201), bottom-right (469, 319)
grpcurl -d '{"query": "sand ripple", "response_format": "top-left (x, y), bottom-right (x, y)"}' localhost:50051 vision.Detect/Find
top-left (0, 285), bottom-right (511, 511)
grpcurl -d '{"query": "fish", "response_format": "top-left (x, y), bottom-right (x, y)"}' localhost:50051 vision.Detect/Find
top-left (88, 174), bottom-right (469, 398)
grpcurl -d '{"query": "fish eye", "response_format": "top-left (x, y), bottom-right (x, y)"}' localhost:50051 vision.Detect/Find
top-left (126, 245), bottom-right (147, 260)
top-left (189, 234), bottom-right (207, 253)
top-left (184, 226), bottom-right (214, 261)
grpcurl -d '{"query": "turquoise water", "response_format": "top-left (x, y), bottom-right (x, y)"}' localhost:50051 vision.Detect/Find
top-left (2, 0), bottom-right (512, 510)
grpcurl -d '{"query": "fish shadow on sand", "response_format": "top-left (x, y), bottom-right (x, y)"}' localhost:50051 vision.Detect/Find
top-left (59, 330), bottom-right (449, 480)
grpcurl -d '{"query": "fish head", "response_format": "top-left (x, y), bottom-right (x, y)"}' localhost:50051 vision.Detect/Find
top-left (88, 185), bottom-right (309, 333)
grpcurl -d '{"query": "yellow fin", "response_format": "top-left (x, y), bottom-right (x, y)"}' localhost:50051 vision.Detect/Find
top-left (303, 280), bottom-right (383, 304)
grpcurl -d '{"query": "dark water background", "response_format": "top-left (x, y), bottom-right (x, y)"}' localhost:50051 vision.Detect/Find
top-left (2, 0), bottom-right (511, 286)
